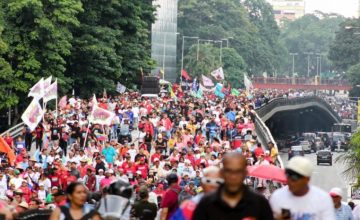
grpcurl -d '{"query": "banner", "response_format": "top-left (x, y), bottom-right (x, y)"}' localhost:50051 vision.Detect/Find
top-left (43, 79), bottom-right (57, 103)
top-left (21, 99), bottom-right (45, 131)
top-left (244, 74), bottom-right (253, 92)
top-left (199, 84), bottom-right (215, 92)
top-left (0, 137), bottom-right (15, 166)
top-left (181, 69), bottom-right (192, 81)
top-left (210, 67), bottom-right (224, 80)
top-left (116, 82), bottom-right (127, 93)
top-left (214, 83), bottom-right (225, 99)
top-left (89, 106), bottom-right (116, 126)
top-left (28, 78), bottom-right (45, 100)
top-left (58, 96), bottom-right (67, 109)
top-left (192, 78), bottom-right (198, 92)
top-left (202, 74), bottom-right (214, 87)
top-left (231, 88), bottom-right (240, 97)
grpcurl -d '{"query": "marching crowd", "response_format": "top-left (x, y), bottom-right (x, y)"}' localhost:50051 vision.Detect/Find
top-left (0, 86), bottom-right (356, 220)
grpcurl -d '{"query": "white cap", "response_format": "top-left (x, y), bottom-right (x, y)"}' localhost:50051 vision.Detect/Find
top-left (286, 156), bottom-right (314, 177)
top-left (329, 187), bottom-right (343, 197)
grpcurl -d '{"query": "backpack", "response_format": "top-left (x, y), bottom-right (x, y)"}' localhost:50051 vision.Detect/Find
top-left (59, 206), bottom-right (99, 220)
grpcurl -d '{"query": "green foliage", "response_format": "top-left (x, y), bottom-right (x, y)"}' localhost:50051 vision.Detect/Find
top-left (280, 14), bottom-right (345, 76)
top-left (178, 0), bottom-right (283, 77)
top-left (329, 19), bottom-right (360, 72)
top-left (337, 130), bottom-right (360, 186)
top-left (346, 63), bottom-right (360, 97)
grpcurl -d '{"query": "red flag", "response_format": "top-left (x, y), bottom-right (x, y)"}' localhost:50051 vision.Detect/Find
top-left (0, 137), bottom-right (15, 166)
top-left (181, 69), bottom-right (192, 81)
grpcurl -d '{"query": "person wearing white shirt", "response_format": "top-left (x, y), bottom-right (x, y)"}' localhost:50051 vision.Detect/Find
top-left (270, 156), bottom-right (336, 220)
top-left (127, 145), bottom-right (137, 162)
top-left (0, 173), bottom-right (7, 196)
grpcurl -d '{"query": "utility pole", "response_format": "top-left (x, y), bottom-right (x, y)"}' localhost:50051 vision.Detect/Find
top-left (304, 52), bottom-right (313, 77)
top-left (290, 53), bottom-right (298, 78)
top-left (197, 39), bottom-right (213, 61)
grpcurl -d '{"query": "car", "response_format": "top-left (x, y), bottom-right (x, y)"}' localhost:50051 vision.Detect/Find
top-left (317, 150), bottom-right (332, 165)
top-left (299, 141), bottom-right (311, 153)
top-left (331, 132), bottom-right (348, 151)
top-left (288, 145), bottom-right (304, 160)
top-left (314, 137), bottom-right (325, 151)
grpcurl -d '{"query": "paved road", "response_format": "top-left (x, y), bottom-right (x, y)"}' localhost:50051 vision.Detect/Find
top-left (280, 152), bottom-right (354, 201)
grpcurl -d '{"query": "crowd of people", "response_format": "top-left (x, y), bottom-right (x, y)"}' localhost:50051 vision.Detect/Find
top-left (0, 86), bottom-right (357, 220)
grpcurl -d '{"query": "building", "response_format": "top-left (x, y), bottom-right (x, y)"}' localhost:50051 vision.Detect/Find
top-left (267, 0), bottom-right (305, 26)
top-left (151, 0), bottom-right (178, 83)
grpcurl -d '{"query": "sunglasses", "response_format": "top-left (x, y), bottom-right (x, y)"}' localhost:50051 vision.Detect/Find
top-left (285, 169), bottom-right (304, 181)
top-left (201, 177), bottom-right (224, 185)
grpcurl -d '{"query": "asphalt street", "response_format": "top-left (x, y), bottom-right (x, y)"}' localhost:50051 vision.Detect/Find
top-left (280, 152), bottom-right (354, 201)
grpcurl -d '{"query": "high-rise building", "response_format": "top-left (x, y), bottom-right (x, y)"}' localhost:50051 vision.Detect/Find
top-left (267, 0), bottom-right (305, 26)
top-left (151, 0), bottom-right (178, 83)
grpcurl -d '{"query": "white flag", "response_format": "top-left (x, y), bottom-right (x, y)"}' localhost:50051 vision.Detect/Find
top-left (89, 106), bottom-right (116, 126)
top-left (44, 76), bottom-right (52, 90)
top-left (210, 67), bottom-right (224, 80)
top-left (28, 78), bottom-right (45, 100)
top-left (21, 99), bottom-right (45, 131)
top-left (244, 74), bottom-right (253, 92)
top-left (43, 79), bottom-right (57, 103)
top-left (116, 82), bottom-right (126, 93)
top-left (202, 75), bottom-right (214, 87)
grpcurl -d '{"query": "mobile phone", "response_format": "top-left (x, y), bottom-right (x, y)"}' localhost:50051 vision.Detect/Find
top-left (281, 208), bottom-right (291, 219)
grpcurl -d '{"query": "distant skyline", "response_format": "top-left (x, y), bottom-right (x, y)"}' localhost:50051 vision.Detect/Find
top-left (305, 0), bottom-right (358, 17)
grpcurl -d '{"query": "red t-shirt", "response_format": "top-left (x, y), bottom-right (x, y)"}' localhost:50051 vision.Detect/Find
top-left (254, 147), bottom-right (265, 158)
top-left (160, 185), bottom-right (181, 220)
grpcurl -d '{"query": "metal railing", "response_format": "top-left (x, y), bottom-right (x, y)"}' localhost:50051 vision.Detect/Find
top-left (1, 122), bottom-right (24, 139)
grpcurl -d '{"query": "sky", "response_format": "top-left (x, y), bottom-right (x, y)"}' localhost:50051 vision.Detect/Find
top-left (305, 0), bottom-right (358, 17)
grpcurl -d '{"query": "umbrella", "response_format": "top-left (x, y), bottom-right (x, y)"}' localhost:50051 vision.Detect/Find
top-left (247, 165), bottom-right (287, 183)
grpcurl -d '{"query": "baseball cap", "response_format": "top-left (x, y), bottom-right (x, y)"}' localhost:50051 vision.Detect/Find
top-left (53, 190), bottom-right (65, 197)
top-left (286, 156), bottom-right (314, 177)
top-left (329, 187), bottom-right (343, 197)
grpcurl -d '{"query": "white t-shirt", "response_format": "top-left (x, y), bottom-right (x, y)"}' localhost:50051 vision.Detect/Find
top-left (270, 185), bottom-right (336, 220)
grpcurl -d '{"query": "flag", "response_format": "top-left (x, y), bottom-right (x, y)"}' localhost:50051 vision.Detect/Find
top-left (231, 88), bottom-right (240, 97)
top-left (168, 85), bottom-right (177, 100)
top-left (214, 83), bottom-right (225, 99)
top-left (0, 137), bottom-right (16, 166)
top-left (89, 106), bottom-right (116, 125)
top-left (210, 67), bottom-right (224, 81)
top-left (181, 69), bottom-right (192, 81)
top-left (58, 96), bottom-right (67, 109)
top-left (244, 74), bottom-right (253, 92)
top-left (199, 83), bottom-right (215, 92)
top-left (116, 82), bottom-right (127, 94)
top-left (43, 79), bottom-right (57, 103)
top-left (192, 78), bottom-right (198, 92)
top-left (202, 75), bottom-right (214, 87)
top-left (28, 78), bottom-right (45, 100)
top-left (21, 99), bottom-right (45, 131)
top-left (196, 86), bottom-right (203, 99)
top-left (43, 76), bottom-right (52, 90)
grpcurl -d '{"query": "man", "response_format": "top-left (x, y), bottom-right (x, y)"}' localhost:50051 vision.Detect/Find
top-left (160, 173), bottom-right (181, 220)
top-left (192, 152), bottom-right (273, 220)
top-left (171, 166), bottom-right (222, 220)
top-left (329, 187), bottom-right (353, 220)
top-left (84, 168), bottom-right (96, 192)
top-left (131, 186), bottom-right (157, 220)
top-left (268, 141), bottom-right (278, 163)
top-left (270, 156), bottom-right (335, 220)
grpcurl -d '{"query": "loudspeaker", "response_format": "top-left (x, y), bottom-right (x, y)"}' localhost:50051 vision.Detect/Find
top-left (142, 77), bottom-right (159, 94)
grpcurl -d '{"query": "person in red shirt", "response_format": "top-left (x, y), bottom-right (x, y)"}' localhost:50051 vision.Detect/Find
top-left (254, 142), bottom-right (265, 158)
top-left (84, 168), bottom-right (96, 192)
top-left (35, 125), bottom-right (44, 150)
top-left (136, 158), bottom-right (149, 180)
top-left (49, 168), bottom-right (61, 188)
top-left (19, 180), bottom-right (31, 203)
top-left (77, 159), bottom-right (88, 178)
top-left (59, 168), bottom-right (71, 190)
top-left (151, 148), bottom-right (162, 163)
top-left (3, 133), bottom-right (13, 148)
top-left (160, 173), bottom-right (181, 220)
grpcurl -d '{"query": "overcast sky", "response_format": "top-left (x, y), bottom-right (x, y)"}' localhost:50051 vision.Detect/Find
top-left (305, 0), bottom-right (358, 17)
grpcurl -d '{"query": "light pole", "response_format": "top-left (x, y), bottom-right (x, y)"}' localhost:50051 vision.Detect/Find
top-left (181, 36), bottom-right (199, 84)
top-left (197, 39), bottom-right (213, 61)
top-left (316, 53), bottom-right (324, 77)
top-left (304, 52), bottom-right (313, 77)
top-left (290, 53), bottom-right (298, 78)
top-left (162, 33), bottom-right (167, 79)
top-left (214, 40), bottom-right (223, 64)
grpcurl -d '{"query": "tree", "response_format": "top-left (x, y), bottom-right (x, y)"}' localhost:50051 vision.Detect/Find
top-left (337, 130), bottom-right (360, 187)
top-left (66, 0), bottom-right (156, 97)
top-left (280, 14), bottom-right (345, 76)
top-left (178, 0), bottom-right (283, 76)
top-left (0, 0), bottom-right (82, 121)
top-left (184, 44), bottom-right (246, 88)
top-left (346, 63), bottom-right (360, 97)
top-left (329, 18), bottom-right (360, 72)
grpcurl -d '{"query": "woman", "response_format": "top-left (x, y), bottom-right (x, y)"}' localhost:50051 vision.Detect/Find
top-left (144, 131), bottom-right (153, 153)
top-left (50, 182), bottom-right (101, 220)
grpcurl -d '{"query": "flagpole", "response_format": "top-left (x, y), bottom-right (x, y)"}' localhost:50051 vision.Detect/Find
top-left (83, 122), bottom-right (91, 149)
top-left (55, 78), bottom-right (58, 119)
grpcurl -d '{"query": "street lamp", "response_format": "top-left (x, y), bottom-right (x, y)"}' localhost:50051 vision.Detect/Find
top-left (289, 53), bottom-right (298, 78)
top-left (181, 36), bottom-right (199, 84)
top-left (316, 53), bottom-right (324, 77)
top-left (345, 26), bottom-right (360, 30)
top-left (214, 40), bottom-right (223, 64)
top-left (197, 39), bottom-right (214, 61)
top-left (304, 52), bottom-right (313, 77)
